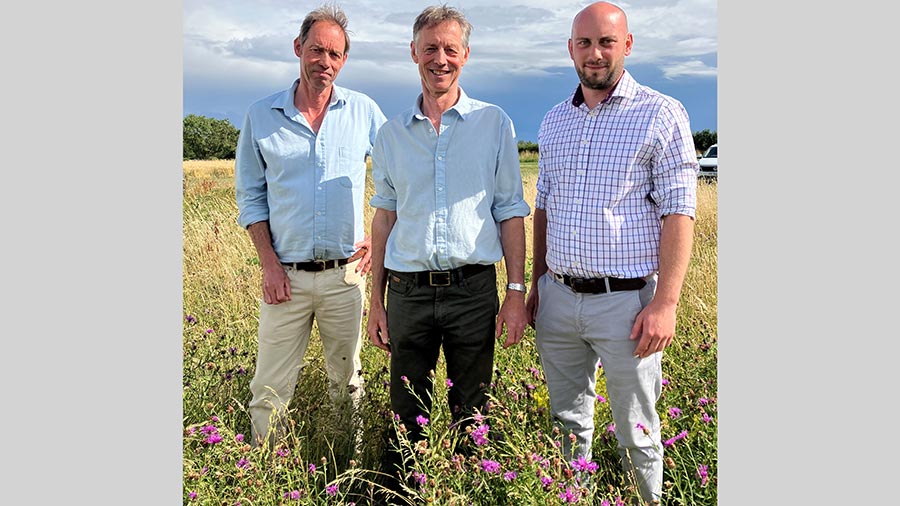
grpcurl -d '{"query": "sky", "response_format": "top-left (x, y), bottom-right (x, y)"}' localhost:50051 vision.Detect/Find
top-left (183, 0), bottom-right (717, 143)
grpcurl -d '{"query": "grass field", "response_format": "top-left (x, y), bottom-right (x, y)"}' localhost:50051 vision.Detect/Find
top-left (182, 159), bottom-right (718, 505)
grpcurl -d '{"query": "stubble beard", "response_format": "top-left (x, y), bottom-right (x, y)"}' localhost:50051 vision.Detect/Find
top-left (576, 64), bottom-right (616, 91)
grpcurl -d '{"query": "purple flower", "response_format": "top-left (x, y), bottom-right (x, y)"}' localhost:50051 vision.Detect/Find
top-left (204, 433), bottom-right (223, 444)
top-left (529, 367), bottom-right (541, 378)
top-left (526, 383), bottom-right (536, 390)
top-left (600, 501), bottom-right (610, 506)
top-left (200, 425), bottom-right (217, 435)
top-left (210, 415), bottom-right (219, 422)
top-left (697, 464), bottom-right (709, 486)
top-left (446, 378), bottom-right (453, 387)
top-left (206, 328), bottom-right (214, 334)
top-left (284, 490), bottom-right (301, 500)
top-left (276, 447), bottom-right (289, 458)
top-left (702, 413), bottom-right (713, 423)
top-left (663, 430), bottom-right (689, 448)
top-left (503, 471), bottom-right (517, 481)
top-left (540, 475), bottom-right (553, 488)
top-left (607, 423), bottom-right (616, 433)
top-left (558, 487), bottom-right (581, 503)
top-left (668, 407), bottom-right (682, 419)
top-left (235, 434), bottom-right (244, 442)
top-left (661, 378), bottom-right (670, 386)
top-left (480, 459), bottom-right (501, 474)
top-left (571, 455), bottom-right (599, 473)
top-left (325, 484), bottom-right (338, 496)
top-left (635, 422), bottom-right (647, 431)
top-left (473, 412), bottom-right (485, 423)
top-left (400, 375), bottom-right (409, 384)
top-left (188, 491), bottom-right (197, 500)
top-left (698, 397), bottom-right (710, 405)
top-left (185, 315), bottom-right (197, 324)
top-left (596, 394), bottom-right (606, 403)
top-left (308, 463), bottom-right (316, 473)
top-left (470, 424), bottom-right (490, 446)
top-left (236, 458), bottom-right (249, 469)
top-left (412, 471), bottom-right (426, 485)
top-left (415, 415), bottom-right (429, 427)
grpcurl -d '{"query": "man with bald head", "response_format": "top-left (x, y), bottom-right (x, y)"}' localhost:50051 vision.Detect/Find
top-left (525, 2), bottom-right (699, 503)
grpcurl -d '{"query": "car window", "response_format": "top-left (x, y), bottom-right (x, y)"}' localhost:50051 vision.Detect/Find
top-left (704, 146), bottom-right (717, 158)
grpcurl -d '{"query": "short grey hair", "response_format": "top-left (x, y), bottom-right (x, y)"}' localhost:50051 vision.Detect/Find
top-left (299, 3), bottom-right (351, 53)
top-left (412, 4), bottom-right (473, 48)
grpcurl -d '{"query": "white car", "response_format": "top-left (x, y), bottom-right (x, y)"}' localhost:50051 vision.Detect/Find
top-left (698, 144), bottom-right (717, 179)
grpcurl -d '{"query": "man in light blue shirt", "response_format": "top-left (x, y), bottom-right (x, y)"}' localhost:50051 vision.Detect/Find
top-left (366, 4), bottom-right (530, 481)
top-left (234, 4), bottom-right (386, 449)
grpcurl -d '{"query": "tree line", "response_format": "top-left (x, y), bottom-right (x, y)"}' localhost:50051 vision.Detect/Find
top-left (183, 114), bottom-right (717, 160)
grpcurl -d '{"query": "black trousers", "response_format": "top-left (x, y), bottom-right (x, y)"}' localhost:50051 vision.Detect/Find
top-left (386, 264), bottom-right (499, 443)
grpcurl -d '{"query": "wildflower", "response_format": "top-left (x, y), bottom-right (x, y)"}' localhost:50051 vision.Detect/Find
top-left (188, 491), bottom-right (197, 501)
top-left (558, 487), bottom-right (580, 503)
top-left (412, 471), bottom-right (427, 485)
top-left (473, 412), bottom-right (485, 423)
top-left (185, 315), bottom-right (197, 324)
top-left (607, 423), bottom-right (616, 433)
top-left (471, 424), bottom-right (490, 446)
top-left (308, 463), bottom-right (316, 473)
top-left (668, 407), bottom-right (682, 419)
top-left (526, 383), bottom-right (536, 390)
top-left (529, 367), bottom-right (541, 378)
top-left (600, 501), bottom-right (610, 506)
top-left (540, 475), bottom-right (553, 488)
top-left (702, 413), bottom-right (713, 423)
top-left (698, 397), bottom-right (709, 405)
top-left (697, 464), bottom-right (709, 486)
top-left (206, 329), bottom-right (214, 334)
top-left (276, 447), bottom-right (289, 458)
top-left (503, 471), bottom-right (517, 481)
top-left (661, 378), bottom-right (670, 386)
top-left (205, 433), bottom-right (223, 445)
top-left (615, 497), bottom-right (625, 506)
top-left (236, 458), bottom-right (249, 469)
top-left (635, 422), bottom-right (650, 436)
top-left (326, 484), bottom-right (338, 496)
top-left (284, 490), bottom-right (301, 500)
top-left (446, 378), bottom-right (453, 388)
top-left (401, 375), bottom-right (409, 384)
top-left (571, 455), bottom-right (599, 473)
top-left (596, 394), bottom-right (606, 403)
top-left (416, 415), bottom-right (429, 426)
top-left (200, 425), bottom-right (217, 435)
top-left (480, 459), bottom-right (501, 474)
top-left (663, 430), bottom-right (689, 448)
top-left (234, 434), bottom-right (244, 442)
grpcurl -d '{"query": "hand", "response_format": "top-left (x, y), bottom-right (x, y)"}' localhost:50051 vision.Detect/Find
top-left (350, 236), bottom-right (372, 276)
top-left (629, 299), bottom-right (677, 358)
top-left (261, 264), bottom-right (291, 305)
top-left (496, 292), bottom-right (527, 349)
top-left (366, 304), bottom-right (390, 352)
top-left (525, 287), bottom-right (539, 329)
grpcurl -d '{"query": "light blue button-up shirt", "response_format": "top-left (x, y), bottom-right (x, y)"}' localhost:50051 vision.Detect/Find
top-left (235, 80), bottom-right (386, 263)
top-left (370, 88), bottom-right (531, 272)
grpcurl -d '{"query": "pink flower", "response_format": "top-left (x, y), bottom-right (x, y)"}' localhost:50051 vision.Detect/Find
top-left (663, 430), bottom-right (689, 448)
top-left (480, 459), bottom-right (501, 474)
top-left (698, 397), bottom-right (710, 405)
top-left (235, 434), bottom-right (244, 442)
top-left (697, 464), bottom-right (709, 486)
top-left (446, 378), bottom-right (453, 388)
top-left (668, 407), bottom-right (682, 419)
top-left (415, 415), bottom-right (429, 426)
top-left (596, 395), bottom-right (606, 403)
top-left (702, 413), bottom-right (713, 423)
top-left (503, 471), bottom-right (517, 481)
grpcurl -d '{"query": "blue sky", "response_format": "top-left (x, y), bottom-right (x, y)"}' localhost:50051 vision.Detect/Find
top-left (183, 0), bottom-right (717, 143)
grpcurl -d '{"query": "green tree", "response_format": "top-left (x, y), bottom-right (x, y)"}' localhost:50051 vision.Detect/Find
top-left (517, 140), bottom-right (539, 153)
top-left (183, 114), bottom-right (240, 160)
top-left (692, 129), bottom-right (717, 154)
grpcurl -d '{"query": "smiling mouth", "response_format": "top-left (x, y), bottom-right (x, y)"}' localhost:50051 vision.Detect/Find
top-left (429, 69), bottom-right (451, 76)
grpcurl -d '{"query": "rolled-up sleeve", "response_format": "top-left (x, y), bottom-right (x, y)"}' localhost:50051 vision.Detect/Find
top-left (234, 111), bottom-right (270, 228)
top-left (649, 101), bottom-right (698, 219)
top-left (491, 114), bottom-right (531, 223)
top-left (369, 129), bottom-right (397, 211)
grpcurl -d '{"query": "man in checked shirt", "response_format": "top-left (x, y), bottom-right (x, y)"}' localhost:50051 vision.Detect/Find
top-left (524, 2), bottom-right (700, 504)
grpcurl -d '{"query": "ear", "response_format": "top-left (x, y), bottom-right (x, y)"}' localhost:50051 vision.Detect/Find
top-left (461, 45), bottom-right (470, 66)
top-left (624, 33), bottom-right (633, 56)
top-left (567, 38), bottom-right (574, 60)
top-left (410, 40), bottom-right (418, 63)
top-left (294, 37), bottom-right (303, 58)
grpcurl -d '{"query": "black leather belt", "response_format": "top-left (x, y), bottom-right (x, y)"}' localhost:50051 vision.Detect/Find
top-left (554, 272), bottom-right (646, 294)
top-left (282, 258), bottom-right (349, 272)
top-left (395, 263), bottom-right (494, 287)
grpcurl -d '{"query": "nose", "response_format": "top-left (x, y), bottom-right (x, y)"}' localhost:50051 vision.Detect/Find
top-left (434, 48), bottom-right (447, 65)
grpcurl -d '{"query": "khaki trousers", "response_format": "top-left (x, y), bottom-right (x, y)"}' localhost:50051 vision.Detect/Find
top-left (248, 259), bottom-right (365, 447)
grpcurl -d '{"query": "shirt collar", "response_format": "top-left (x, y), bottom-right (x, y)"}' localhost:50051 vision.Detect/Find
top-left (271, 79), bottom-right (346, 113)
top-left (569, 69), bottom-right (637, 108)
top-left (406, 87), bottom-right (473, 126)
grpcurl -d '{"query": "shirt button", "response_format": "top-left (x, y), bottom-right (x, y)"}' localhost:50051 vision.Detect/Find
top-left (437, 186), bottom-right (443, 192)
top-left (438, 156), bottom-right (444, 161)
top-left (317, 186), bottom-right (322, 190)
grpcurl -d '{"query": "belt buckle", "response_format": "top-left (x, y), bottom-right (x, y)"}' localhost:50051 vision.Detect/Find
top-left (313, 260), bottom-right (327, 271)
top-left (429, 271), bottom-right (451, 286)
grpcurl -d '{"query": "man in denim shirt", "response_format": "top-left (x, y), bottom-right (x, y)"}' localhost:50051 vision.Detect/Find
top-left (235, 4), bottom-right (386, 448)
top-left (366, 4), bottom-right (530, 480)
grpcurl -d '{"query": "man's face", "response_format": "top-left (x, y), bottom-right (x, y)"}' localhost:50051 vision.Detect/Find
top-left (567, 9), bottom-right (632, 91)
top-left (295, 21), bottom-right (348, 92)
top-left (410, 21), bottom-right (470, 99)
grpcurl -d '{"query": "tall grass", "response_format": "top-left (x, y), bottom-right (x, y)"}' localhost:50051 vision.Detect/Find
top-left (183, 160), bottom-right (717, 505)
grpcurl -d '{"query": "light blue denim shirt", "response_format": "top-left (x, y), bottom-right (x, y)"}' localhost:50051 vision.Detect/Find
top-left (235, 80), bottom-right (386, 263)
top-left (370, 88), bottom-right (531, 272)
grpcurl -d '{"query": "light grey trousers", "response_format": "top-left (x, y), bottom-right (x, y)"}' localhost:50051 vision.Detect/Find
top-left (535, 271), bottom-right (663, 503)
